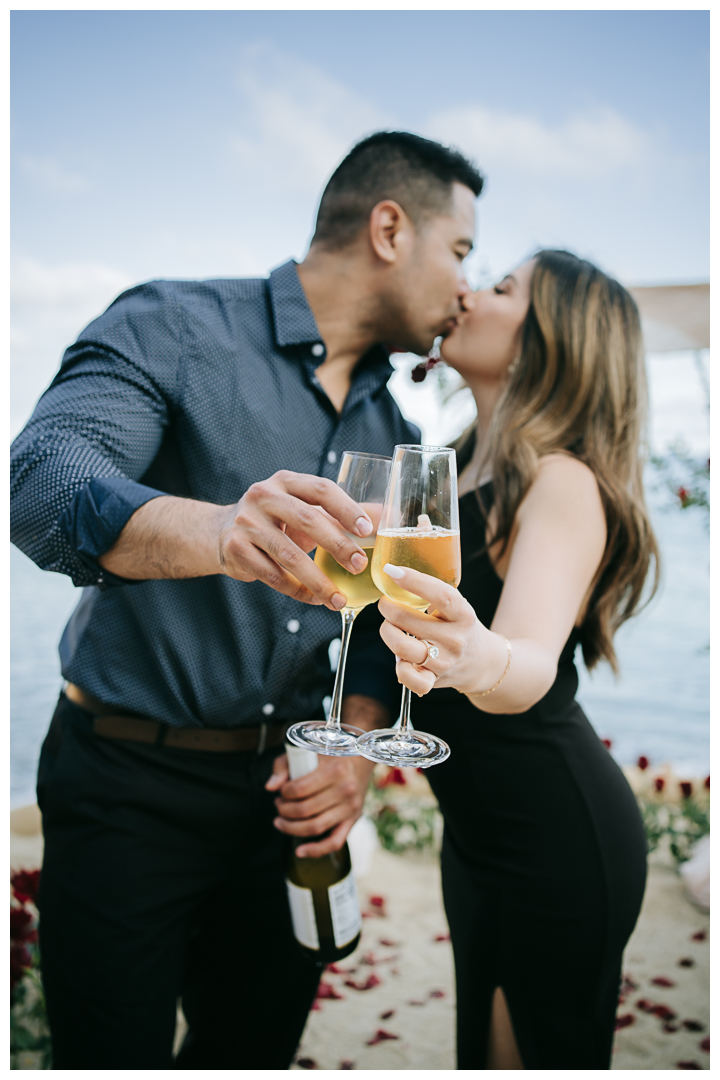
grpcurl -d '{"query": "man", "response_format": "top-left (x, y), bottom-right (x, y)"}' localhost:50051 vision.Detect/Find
top-left (11, 131), bottom-right (483, 1068)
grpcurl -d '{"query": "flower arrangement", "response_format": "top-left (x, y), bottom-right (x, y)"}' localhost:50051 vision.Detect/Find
top-left (364, 767), bottom-right (442, 854)
top-left (10, 869), bottom-right (52, 1070)
top-left (622, 757), bottom-right (710, 864)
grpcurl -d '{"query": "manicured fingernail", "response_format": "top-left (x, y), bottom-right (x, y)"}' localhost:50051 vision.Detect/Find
top-left (383, 563), bottom-right (405, 580)
top-left (355, 516), bottom-right (373, 536)
top-left (273, 818), bottom-right (283, 829)
top-left (296, 847), bottom-right (309, 857)
top-left (332, 593), bottom-right (346, 609)
top-left (351, 551), bottom-right (368, 571)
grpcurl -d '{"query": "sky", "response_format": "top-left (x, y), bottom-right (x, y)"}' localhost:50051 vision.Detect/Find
top-left (10, 9), bottom-right (710, 436)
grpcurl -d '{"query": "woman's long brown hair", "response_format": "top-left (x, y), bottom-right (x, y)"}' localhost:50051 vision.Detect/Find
top-left (462, 249), bottom-right (660, 672)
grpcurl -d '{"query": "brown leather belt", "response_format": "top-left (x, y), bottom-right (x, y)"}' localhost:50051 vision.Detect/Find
top-left (64, 683), bottom-right (288, 754)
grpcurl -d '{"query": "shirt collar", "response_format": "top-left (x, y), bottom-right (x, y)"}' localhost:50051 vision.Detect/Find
top-left (268, 260), bottom-right (323, 347)
top-left (268, 257), bottom-right (394, 388)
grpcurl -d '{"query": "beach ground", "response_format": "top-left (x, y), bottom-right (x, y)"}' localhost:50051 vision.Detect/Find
top-left (10, 806), bottom-right (709, 1070)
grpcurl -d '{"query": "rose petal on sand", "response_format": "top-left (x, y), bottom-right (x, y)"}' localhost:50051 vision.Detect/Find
top-left (700, 1038), bottom-right (710, 1053)
top-left (615, 1014), bottom-right (635, 1030)
top-left (691, 931), bottom-right (707, 942)
top-left (682, 1020), bottom-right (705, 1032)
top-left (315, 982), bottom-right (345, 1000)
top-left (636, 999), bottom-right (656, 1013)
top-left (679, 958), bottom-right (695, 968)
top-left (651, 1005), bottom-right (678, 1021)
top-left (296, 1058), bottom-right (318, 1069)
top-left (408, 999), bottom-right (425, 1006)
top-left (366, 1029), bottom-right (400, 1046)
top-left (663, 1022), bottom-right (679, 1033)
top-left (434, 933), bottom-right (451, 942)
top-left (369, 896), bottom-right (385, 909)
top-left (429, 990), bottom-right (446, 998)
top-left (380, 1009), bottom-right (396, 1020)
top-left (651, 977), bottom-right (676, 987)
top-left (379, 939), bottom-right (398, 947)
top-left (340, 1061), bottom-right (354, 1070)
top-left (344, 974), bottom-right (381, 991)
top-left (326, 963), bottom-right (356, 975)
top-left (676, 1062), bottom-right (701, 1070)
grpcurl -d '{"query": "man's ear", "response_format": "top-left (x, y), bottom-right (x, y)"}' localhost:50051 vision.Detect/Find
top-left (367, 200), bottom-right (414, 265)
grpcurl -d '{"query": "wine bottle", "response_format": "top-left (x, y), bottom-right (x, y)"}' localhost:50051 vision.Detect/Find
top-left (284, 744), bottom-right (363, 963)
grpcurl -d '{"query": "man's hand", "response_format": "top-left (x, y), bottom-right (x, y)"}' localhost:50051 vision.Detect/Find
top-left (265, 694), bottom-right (389, 857)
top-left (218, 470), bottom-right (373, 610)
top-left (99, 470), bottom-right (373, 610)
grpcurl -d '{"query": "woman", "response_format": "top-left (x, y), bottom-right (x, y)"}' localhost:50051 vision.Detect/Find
top-left (378, 250), bottom-right (658, 1069)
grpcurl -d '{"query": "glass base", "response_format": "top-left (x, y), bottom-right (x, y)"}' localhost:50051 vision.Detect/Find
top-left (355, 727), bottom-right (450, 768)
top-left (285, 720), bottom-right (364, 756)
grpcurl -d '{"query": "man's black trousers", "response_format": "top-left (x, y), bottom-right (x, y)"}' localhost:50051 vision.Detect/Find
top-left (36, 694), bottom-right (323, 1069)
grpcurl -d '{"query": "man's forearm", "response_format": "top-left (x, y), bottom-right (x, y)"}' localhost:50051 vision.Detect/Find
top-left (99, 495), bottom-right (228, 580)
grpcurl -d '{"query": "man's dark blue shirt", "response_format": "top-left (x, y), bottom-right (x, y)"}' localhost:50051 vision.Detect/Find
top-left (10, 260), bottom-right (418, 727)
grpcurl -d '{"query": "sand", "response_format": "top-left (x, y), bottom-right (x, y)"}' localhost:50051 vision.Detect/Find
top-left (10, 806), bottom-right (709, 1070)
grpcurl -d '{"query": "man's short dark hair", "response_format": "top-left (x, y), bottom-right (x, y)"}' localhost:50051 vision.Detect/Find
top-left (311, 131), bottom-right (484, 250)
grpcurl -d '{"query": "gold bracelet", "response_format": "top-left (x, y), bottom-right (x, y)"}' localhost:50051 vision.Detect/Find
top-left (471, 635), bottom-right (512, 697)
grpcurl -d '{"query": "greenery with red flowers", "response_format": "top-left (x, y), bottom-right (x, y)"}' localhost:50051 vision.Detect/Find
top-left (651, 444), bottom-right (709, 521)
top-left (10, 869), bottom-right (52, 1069)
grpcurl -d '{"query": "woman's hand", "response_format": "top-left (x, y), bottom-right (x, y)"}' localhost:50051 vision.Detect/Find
top-left (377, 564), bottom-right (509, 698)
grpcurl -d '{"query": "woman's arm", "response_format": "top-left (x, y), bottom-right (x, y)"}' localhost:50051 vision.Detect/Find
top-left (377, 454), bottom-right (607, 714)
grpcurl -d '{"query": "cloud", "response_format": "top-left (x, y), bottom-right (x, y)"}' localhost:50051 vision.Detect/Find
top-left (18, 155), bottom-right (92, 195)
top-left (426, 104), bottom-right (660, 180)
top-left (11, 255), bottom-right (132, 312)
top-left (229, 42), bottom-right (390, 194)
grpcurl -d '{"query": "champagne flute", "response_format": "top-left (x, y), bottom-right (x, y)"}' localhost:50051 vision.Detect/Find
top-left (356, 445), bottom-right (460, 768)
top-left (286, 452), bottom-right (391, 755)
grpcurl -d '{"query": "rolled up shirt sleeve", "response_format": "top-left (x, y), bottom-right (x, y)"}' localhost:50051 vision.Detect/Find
top-left (10, 281), bottom-right (181, 588)
top-left (342, 601), bottom-right (402, 719)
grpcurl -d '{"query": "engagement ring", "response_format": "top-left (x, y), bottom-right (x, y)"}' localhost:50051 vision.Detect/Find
top-left (420, 639), bottom-right (440, 662)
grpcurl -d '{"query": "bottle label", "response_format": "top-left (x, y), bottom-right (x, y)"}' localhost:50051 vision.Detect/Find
top-left (328, 869), bottom-right (362, 948)
top-left (286, 879), bottom-right (319, 950)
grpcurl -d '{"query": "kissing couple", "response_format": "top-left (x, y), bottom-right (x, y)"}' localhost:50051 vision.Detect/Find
top-left (11, 130), bottom-right (657, 1070)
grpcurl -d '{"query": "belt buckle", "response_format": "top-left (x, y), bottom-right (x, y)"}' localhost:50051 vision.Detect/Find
top-left (257, 722), bottom-right (268, 755)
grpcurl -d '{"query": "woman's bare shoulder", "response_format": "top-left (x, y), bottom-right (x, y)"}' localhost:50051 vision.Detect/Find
top-left (519, 453), bottom-right (605, 529)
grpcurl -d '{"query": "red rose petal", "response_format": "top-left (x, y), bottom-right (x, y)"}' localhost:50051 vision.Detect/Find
top-left (325, 963), bottom-right (355, 975)
top-left (379, 939), bottom-right (397, 947)
top-left (296, 1058), bottom-right (318, 1069)
top-left (361, 952), bottom-right (378, 966)
top-left (651, 977), bottom-right (676, 987)
top-left (691, 931), bottom-right (707, 942)
top-left (676, 1062), bottom-right (701, 1070)
top-left (636, 999), bottom-right (655, 1013)
top-left (637, 755), bottom-right (649, 770)
top-left (602, 738), bottom-right (613, 749)
top-left (344, 974), bottom-right (381, 991)
top-left (366, 1029), bottom-right (400, 1046)
top-left (429, 989), bottom-right (446, 998)
top-left (651, 1005), bottom-right (678, 1021)
top-left (434, 932), bottom-right (451, 942)
top-left (679, 958), bottom-right (695, 968)
top-left (700, 1038), bottom-right (710, 1052)
top-left (315, 982), bottom-right (345, 1000)
top-left (682, 1021), bottom-right (705, 1032)
top-left (664, 1022), bottom-right (679, 1033)
top-left (340, 1062), bottom-right (354, 1070)
top-left (408, 999), bottom-right (425, 1006)
top-left (369, 896), bottom-right (385, 908)
top-left (615, 1014), bottom-right (635, 1030)
top-left (380, 1009), bottom-right (395, 1020)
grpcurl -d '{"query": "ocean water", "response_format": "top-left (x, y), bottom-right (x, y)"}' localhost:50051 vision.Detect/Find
top-left (10, 352), bottom-right (710, 806)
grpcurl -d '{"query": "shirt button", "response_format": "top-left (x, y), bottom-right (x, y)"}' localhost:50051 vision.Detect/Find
top-left (262, 703), bottom-right (275, 716)
top-left (311, 343), bottom-right (325, 357)
top-left (286, 619), bottom-right (300, 634)
top-left (327, 450), bottom-right (337, 464)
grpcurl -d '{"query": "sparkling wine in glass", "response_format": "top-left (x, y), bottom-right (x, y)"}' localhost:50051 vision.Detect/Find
top-left (356, 445), bottom-right (460, 768)
top-left (286, 452), bottom-right (391, 756)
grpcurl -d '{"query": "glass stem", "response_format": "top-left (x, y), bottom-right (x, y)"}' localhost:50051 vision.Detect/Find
top-left (397, 684), bottom-right (413, 734)
top-left (326, 608), bottom-right (357, 730)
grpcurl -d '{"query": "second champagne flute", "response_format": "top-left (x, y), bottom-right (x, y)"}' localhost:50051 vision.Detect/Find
top-left (286, 451), bottom-right (391, 756)
top-left (356, 444), bottom-right (461, 768)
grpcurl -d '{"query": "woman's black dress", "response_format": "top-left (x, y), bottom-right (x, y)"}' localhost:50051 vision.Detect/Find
top-left (411, 485), bottom-right (647, 1070)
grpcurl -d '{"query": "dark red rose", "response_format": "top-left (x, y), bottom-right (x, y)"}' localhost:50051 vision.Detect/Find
top-left (10, 942), bottom-right (32, 989)
top-left (703, 775), bottom-right (709, 790)
top-left (654, 777), bottom-right (666, 792)
top-left (677, 487), bottom-right (690, 507)
top-left (691, 931), bottom-right (707, 942)
top-left (680, 781), bottom-right (693, 799)
top-left (700, 1037), bottom-right (709, 1052)
top-left (11, 869), bottom-right (40, 905)
top-left (651, 977), bottom-right (675, 987)
top-left (366, 1029), bottom-right (399, 1046)
top-left (602, 738), bottom-right (613, 749)
top-left (615, 1014), bottom-right (635, 1030)
top-left (637, 755), bottom-right (649, 770)
top-left (10, 907), bottom-right (35, 941)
